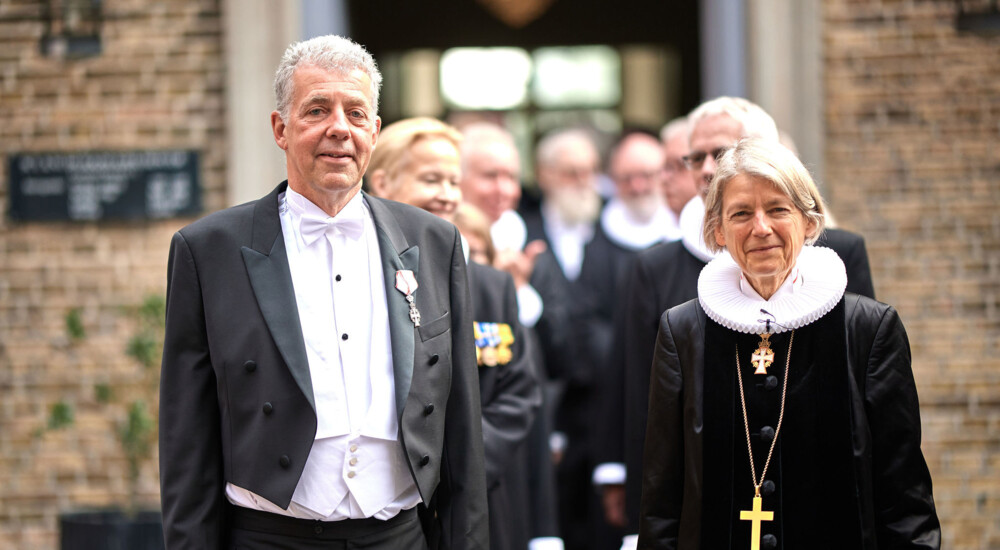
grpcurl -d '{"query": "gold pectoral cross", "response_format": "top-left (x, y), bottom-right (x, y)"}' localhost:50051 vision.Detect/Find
top-left (750, 333), bottom-right (774, 375)
top-left (739, 494), bottom-right (774, 550)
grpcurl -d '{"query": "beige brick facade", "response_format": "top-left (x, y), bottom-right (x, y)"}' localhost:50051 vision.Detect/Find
top-left (1, 0), bottom-right (997, 548)
top-left (0, 0), bottom-right (225, 547)
top-left (825, 1), bottom-right (1000, 548)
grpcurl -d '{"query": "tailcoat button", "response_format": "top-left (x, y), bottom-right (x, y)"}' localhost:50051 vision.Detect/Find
top-left (419, 455), bottom-right (430, 466)
top-left (314, 524), bottom-right (324, 534)
top-left (761, 479), bottom-right (775, 496)
top-left (760, 425), bottom-right (775, 442)
top-left (262, 402), bottom-right (273, 414)
top-left (244, 360), bottom-right (256, 372)
top-left (423, 404), bottom-right (435, 415)
top-left (428, 354), bottom-right (439, 366)
top-left (761, 534), bottom-right (777, 549)
top-left (764, 375), bottom-right (778, 390)
top-left (279, 455), bottom-right (290, 468)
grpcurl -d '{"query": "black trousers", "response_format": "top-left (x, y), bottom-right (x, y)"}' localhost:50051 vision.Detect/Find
top-left (227, 505), bottom-right (428, 550)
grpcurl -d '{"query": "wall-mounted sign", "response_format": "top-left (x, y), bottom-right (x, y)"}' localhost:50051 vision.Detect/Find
top-left (8, 150), bottom-right (201, 222)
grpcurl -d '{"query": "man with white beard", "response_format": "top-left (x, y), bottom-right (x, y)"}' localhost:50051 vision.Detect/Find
top-left (523, 128), bottom-right (603, 282)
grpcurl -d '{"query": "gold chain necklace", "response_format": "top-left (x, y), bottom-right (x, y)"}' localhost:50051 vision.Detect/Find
top-left (735, 329), bottom-right (794, 550)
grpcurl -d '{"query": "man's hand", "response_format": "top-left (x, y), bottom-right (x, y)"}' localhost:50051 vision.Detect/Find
top-left (601, 484), bottom-right (627, 528)
top-left (494, 239), bottom-right (547, 288)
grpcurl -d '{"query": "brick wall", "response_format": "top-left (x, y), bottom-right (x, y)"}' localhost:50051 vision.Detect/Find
top-left (824, 1), bottom-right (1000, 548)
top-left (0, 1), bottom-right (226, 548)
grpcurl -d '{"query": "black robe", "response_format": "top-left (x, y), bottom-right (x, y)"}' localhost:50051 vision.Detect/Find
top-left (468, 262), bottom-right (544, 550)
top-left (614, 229), bottom-right (876, 533)
top-left (637, 294), bottom-right (940, 549)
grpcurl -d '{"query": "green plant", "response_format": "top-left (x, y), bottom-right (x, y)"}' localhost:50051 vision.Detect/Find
top-left (94, 384), bottom-right (113, 404)
top-left (48, 294), bottom-right (165, 515)
top-left (65, 308), bottom-right (86, 341)
top-left (48, 401), bottom-right (74, 430)
top-left (118, 293), bottom-right (165, 514)
top-left (120, 400), bottom-right (156, 511)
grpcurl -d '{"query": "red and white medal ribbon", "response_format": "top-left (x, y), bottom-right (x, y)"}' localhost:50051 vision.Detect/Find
top-left (395, 270), bottom-right (421, 327)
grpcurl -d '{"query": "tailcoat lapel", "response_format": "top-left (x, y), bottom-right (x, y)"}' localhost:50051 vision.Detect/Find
top-left (365, 193), bottom-right (419, 419)
top-left (241, 182), bottom-right (315, 412)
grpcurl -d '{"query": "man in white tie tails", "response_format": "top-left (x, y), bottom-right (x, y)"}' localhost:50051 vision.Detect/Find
top-left (158, 34), bottom-right (487, 549)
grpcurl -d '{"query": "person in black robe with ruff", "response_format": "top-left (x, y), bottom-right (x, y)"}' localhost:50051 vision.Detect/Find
top-left (638, 138), bottom-right (939, 549)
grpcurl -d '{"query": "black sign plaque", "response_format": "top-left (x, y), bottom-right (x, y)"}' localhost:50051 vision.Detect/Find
top-left (8, 150), bottom-right (201, 222)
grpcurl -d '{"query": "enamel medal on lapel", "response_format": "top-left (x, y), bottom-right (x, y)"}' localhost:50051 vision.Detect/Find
top-left (395, 270), bottom-right (421, 327)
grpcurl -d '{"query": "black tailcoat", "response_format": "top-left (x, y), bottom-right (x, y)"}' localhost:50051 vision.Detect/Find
top-left (159, 183), bottom-right (488, 549)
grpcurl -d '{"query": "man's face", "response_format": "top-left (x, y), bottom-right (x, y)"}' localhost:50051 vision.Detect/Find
top-left (662, 132), bottom-right (698, 215)
top-left (537, 143), bottom-right (602, 224)
top-left (271, 65), bottom-right (381, 210)
top-left (537, 145), bottom-right (600, 197)
top-left (459, 140), bottom-right (521, 223)
top-left (609, 136), bottom-right (665, 222)
top-left (687, 114), bottom-right (743, 195)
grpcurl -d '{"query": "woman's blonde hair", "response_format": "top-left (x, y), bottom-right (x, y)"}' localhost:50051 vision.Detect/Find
top-left (703, 138), bottom-right (826, 253)
top-left (367, 117), bottom-right (463, 192)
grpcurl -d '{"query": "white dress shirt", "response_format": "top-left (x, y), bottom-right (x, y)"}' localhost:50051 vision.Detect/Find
top-left (490, 209), bottom-right (544, 327)
top-left (226, 188), bottom-right (420, 520)
top-left (541, 200), bottom-right (595, 281)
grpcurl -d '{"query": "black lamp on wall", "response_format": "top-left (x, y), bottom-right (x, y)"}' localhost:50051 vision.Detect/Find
top-left (956, 0), bottom-right (1000, 35)
top-left (40, 0), bottom-right (102, 58)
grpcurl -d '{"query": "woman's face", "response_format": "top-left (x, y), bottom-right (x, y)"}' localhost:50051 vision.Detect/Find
top-left (383, 137), bottom-right (462, 222)
top-left (714, 174), bottom-right (815, 293)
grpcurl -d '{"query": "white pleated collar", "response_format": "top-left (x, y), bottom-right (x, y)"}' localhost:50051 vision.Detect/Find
top-left (698, 246), bottom-right (847, 334)
top-left (679, 195), bottom-right (719, 263)
top-left (600, 198), bottom-right (673, 250)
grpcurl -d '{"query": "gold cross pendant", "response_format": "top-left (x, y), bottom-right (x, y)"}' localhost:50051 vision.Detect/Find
top-left (739, 495), bottom-right (774, 550)
top-left (750, 333), bottom-right (774, 375)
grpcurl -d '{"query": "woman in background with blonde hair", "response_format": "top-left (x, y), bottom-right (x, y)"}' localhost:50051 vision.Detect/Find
top-left (369, 117), bottom-right (552, 550)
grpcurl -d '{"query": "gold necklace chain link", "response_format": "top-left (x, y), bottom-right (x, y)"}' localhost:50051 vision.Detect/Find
top-left (735, 330), bottom-right (795, 496)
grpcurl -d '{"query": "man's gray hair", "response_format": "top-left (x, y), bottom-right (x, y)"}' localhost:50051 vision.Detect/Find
top-left (659, 116), bottom-right (689, 144)
top-left (273, 34), bottom-right (382, 121)
top-left (687, 96), bottom-right (779, 142)
top-left (459, 122), bottom-right (518, 173)
top-left (535, 128), bottom-right (597, 168)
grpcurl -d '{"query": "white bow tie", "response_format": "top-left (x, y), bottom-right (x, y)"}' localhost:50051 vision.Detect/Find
top-left (299, 210), bottom-right (364, 245)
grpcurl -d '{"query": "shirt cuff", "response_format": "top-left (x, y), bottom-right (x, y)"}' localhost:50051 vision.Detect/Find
top-left (592, 462), bottom-right (626, 486)
top-left (529, 537), bottom-right (565, 550)
top-left (620, 534), bottom-right (638, 550)
top-left (517, 284), bottom-right (543, 328)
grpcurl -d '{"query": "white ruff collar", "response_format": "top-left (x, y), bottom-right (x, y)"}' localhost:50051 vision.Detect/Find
top-left (698, 246), bottom-right (847, 334)
top-left (679, 195), bottom-right (719, 263)
top-left (600, 198), bottom-right (671, 250)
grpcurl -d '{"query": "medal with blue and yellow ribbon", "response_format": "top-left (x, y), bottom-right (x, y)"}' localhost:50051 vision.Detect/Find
top-left (473, 322), bottom-right (514, 366)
